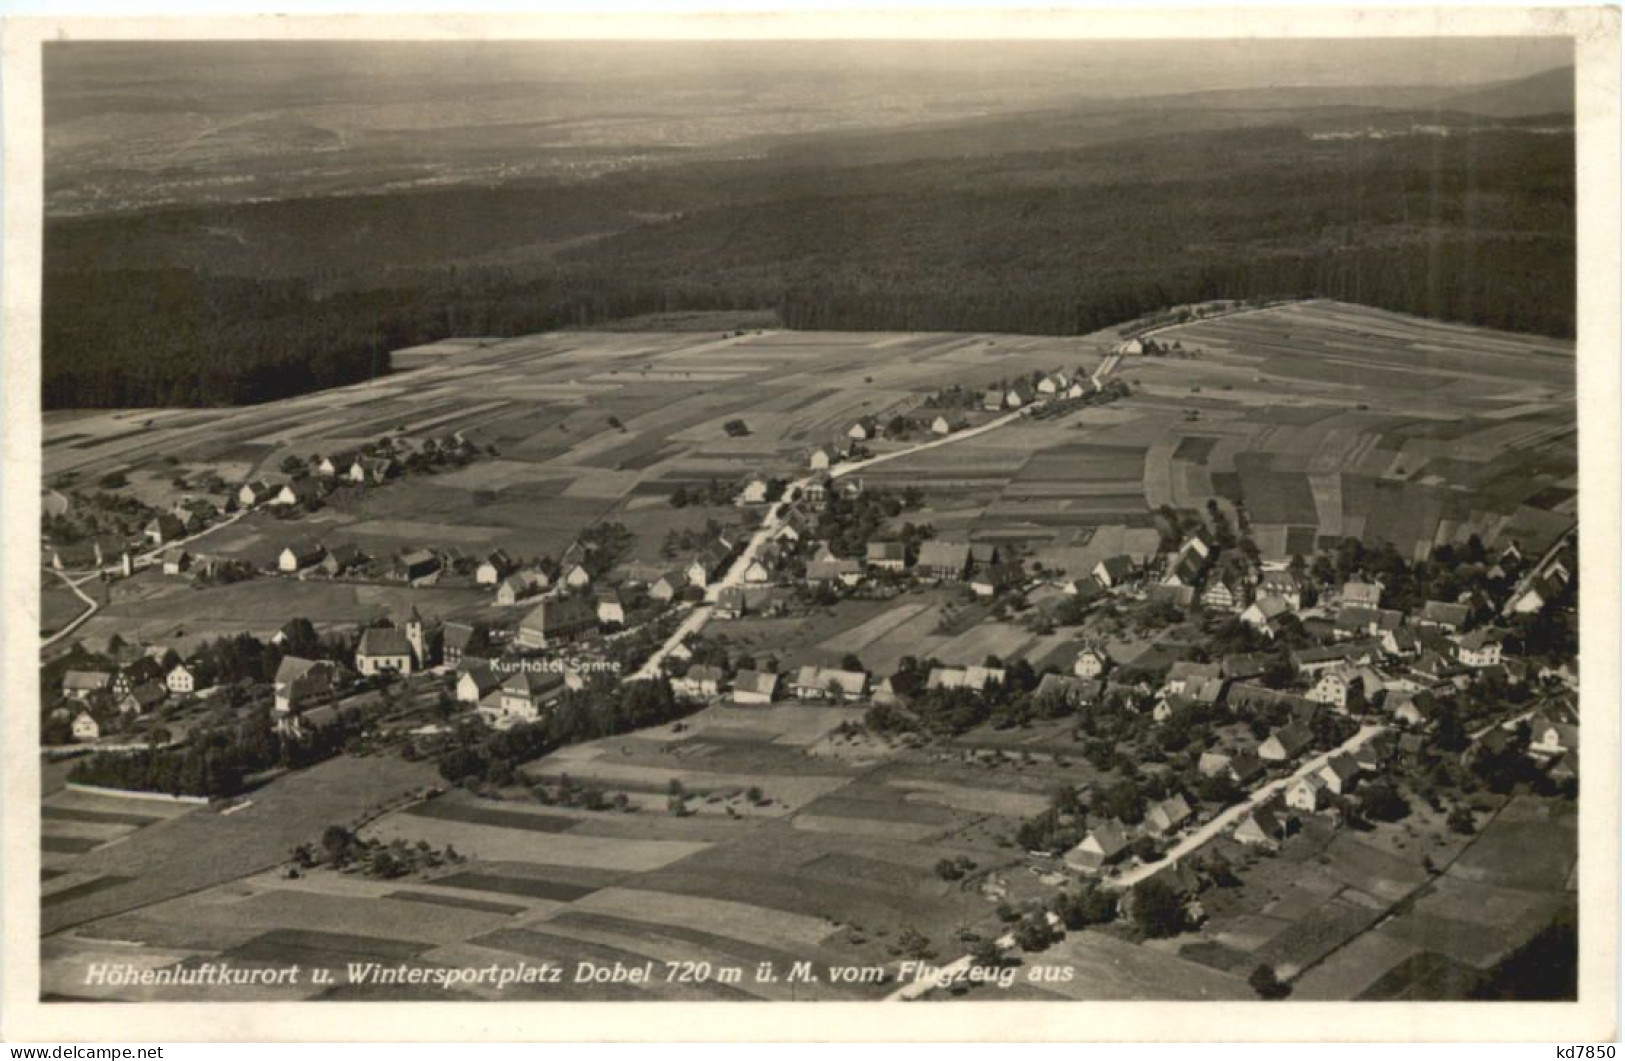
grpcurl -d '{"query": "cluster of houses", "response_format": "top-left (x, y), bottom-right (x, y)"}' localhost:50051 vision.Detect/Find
top-left (54, 650), bottom-right (205, 743)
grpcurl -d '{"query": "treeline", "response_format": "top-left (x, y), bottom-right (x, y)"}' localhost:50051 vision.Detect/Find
top-left (434, 677), bottom-right (691, 787)
top-left (67, 707), bottom-right (351, 798)
top-left (44, 124), bottom-right (1573, 409)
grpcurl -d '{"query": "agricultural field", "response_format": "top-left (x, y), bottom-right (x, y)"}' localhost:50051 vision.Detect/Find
top-left (41, 702), bottom-right (1189, 1001)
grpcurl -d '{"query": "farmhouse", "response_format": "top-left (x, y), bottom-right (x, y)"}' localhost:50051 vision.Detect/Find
top-left (1416, 600), bottom-right (1470, 631)
top-left (687, 547), bottom-right (728, 588)
top-left (806, 557), bottom-right (863, 586)
top-left (1072, 647), bottom-right (1108, 679)
top-left (355, 626), bottom-right (415, 676)
top-left (161, 546), bottom-right (191, 575)
top-left (476, 550), bottom-right (517, 585)
top-left (1307, 664), bottom-right (1387, 710)
top-left (1234, 800), bottom-right (1294, 849)
top-left (1092, 555), bottom-right (1135, 589)
top-left (673, 665), bottom-right (724, 702)
top-left (166, 662), bottom-right (197, 694)
top-left (238, 481), bottom-right (273, 507)
top-left (1226, 683), bottom-right (1317, 719)
top-left (792, 666), bottom-right (868, 702)
top-left (117, 681), bottom-right (167, 716)
top-left (441, 621), bottom-right (482, 664)
top-left (494, 672), bottom-right (563, 725)
top-left (648, 570), bottom-right (687, 603)
top-left (596, 587), bottom-right (629, 627)
top-left (1065, 821), bottom-right (1130, 873)
top-left (144, 514), bottom-right (185, 545)
top-left (1142, 794), bottom-right (1193, 837)
top-left (1258, 722), bottom-right (1314, 762)
top-left (1004, 379), bottom-right (1035, 407)
top-left (1286, 774), bottom-right (1331, 813)
top-left (456, 662), bottom-right (502, 704)
top-left (563, 563), bottom-right (593, 589)
top-left (350, 457), bottom-right (399, 485)
top-left (1164, 660), bottom-right (1221, 697)
top-left (808, 444), bottom-right (842, 471)
top-left (1291, 640), bottom-right (1380, 675)
top-left (926, 665), bottom-right (1005, 694)
top-left (847, 416), bottom-right (880, 442)
top-left (716, 585), bottom-right (788, 619)
top-left (982, 387), bottom-right (1006, 412)
top-left (317, 452), bottom-right (356, 477)
top-left (738, 475), bottom-right (772, 506)
top-left (1529, 717), bottom-right (1580, 758)
top-left (1035, 674), bottom-right (1103, 708)
top-left (396, 550), bottom-right (442, 585)
top-left (274, 478), bottom-right (324, 507)
top-left (930, 415), bottom-right (954, 436)
top-left (1201, 576), bottom-right (1248, 612)
top-left (1341, 579), bottom-right (1384, 607)
top-left (1198, 750), bottom-right (1264, 785)
top-left (970, 563), bottom-right (1022, 597)
top-left (273, 657), bottom-right (348, 717)
top-left (865, 541), bottom-right (908, 572)
top-left (516, 597), bottom-right (598, 649)
top-left (113, 657), bottom-right (163, 697)
top-left (71, 712), bottom-right (101, 743)
top-left (279, 538), bottom-right (326, 573)
top-left (1457, 628), bottom-right (1504, 668)
top-left (731, 669), bottom-right (780, 705)
top-left (320, 542), bottom-right (364, 576)
top-left (741, 558), bottom-right (773, 584)
top-left (1257, 570), bottom-right (1304, 610)
top-left (1318, 752), bottom-right (1362, 795)
top-left (496, 571), bottom-right (544, 605)
top-left (1333, 606), bottom-right (1404, 640)
top-left (1239, 595), bottom-right (1292, 637)
top-left (917, 540), bottom-right (971, 580)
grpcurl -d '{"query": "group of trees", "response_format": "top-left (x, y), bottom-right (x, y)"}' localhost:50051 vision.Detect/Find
top-left (434, 677), bottom-right (691, 788)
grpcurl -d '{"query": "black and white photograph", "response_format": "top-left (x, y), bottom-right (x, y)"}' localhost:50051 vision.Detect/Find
top-left (2, 6), bottom-right (1618, 1042)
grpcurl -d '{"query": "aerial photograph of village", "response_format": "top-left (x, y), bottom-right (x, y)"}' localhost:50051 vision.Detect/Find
top-left (35, 35), bottom-right (1579, 1004)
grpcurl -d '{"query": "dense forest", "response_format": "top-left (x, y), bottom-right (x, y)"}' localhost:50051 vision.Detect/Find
top-left (43, 120), bottom-right (1574, 409)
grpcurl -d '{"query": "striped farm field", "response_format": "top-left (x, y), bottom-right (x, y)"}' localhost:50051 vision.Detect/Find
top-left (363, 813), bottom-right (712, 872)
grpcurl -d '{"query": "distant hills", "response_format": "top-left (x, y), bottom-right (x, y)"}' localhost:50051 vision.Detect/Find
top-left (1437, 65), bottom-right (1574, 118)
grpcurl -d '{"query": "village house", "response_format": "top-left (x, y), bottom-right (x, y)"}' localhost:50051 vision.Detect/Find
top-left (165, 662), bottom-right (197, 695)
top-left (686, 547), bottom-right (728, 588)
top-left (1092, 554), bottom-right (1136, 589)
top-left (495, 571), bottom-right (544, 605)
top-left (846, 416), bottom-right (880, 442)
top-left (738, 474), bottom-right (773, 506)
top-left (1318, 752), bottom-right (1363, 795)
top-left (350, 457), bottom-right (399, 485)
top-left (1507, 574), bottom-right (1562, 616)
top-left (916, 540), bottom-right (972, 580)
top-left (970, 563), bottom-right (1022, 597)
top-left (808, 444), bottom-right (842, 471)
top-left (321, 542), bottom-right (365, 577)
top-left (440, 622), bottom-right (480, 665)
top-left (1257, 570), bottom-right (1304, 610)
top-left (1234, 800), bottom-right (1295, 849)
top-left (717, 585), bottom-right (789, 619)
top-left (1341, 579), bottom-right (1384, 607)
top-left (1004, 379), bottom-right (1035, 408)
top-left (1072, 647), bottom-right (1108, 679)
top-left (117, 681), bottom-right (167, 717)
top-left (1456, 628), bottom-right (1504, 668)
top-left (792, 666), bottom-right (868, 702)
top-left (673, 665), bottom-right (724, 702)
top-left (805, 557), bottom-right (864, 587)
top-left (1064, 821), bottom-right (1130, 873)
top-left (741, 557), bottom-right (773, 584)
top-left (456, 661), bottom-right (503, 704)
top-left (1307, 664), bottom-right (1388, 711)
top-left (492, 672), bottom-right (563, 726)
top-left (161, 546), bottom-right (191, 575)
top-left (1333, 606), bottom-right (1404, 640)
top-left (1164, 660), bottom-right (1222, 698)
top-left (1291, 640), bottom-right (1380, 676)
top-left (1528, 716), bottom-right (1580, 759)
top-left (1258, 722), bottom-right (1315, 762)
top-left (647, 570), bottom-right (687, 603)
top-left (1198, 749), bottom-right (1265, 786)
top-left (316, 452), bottom-right (356, 477)
top-left (968, 542), bottom-right (1002, 572)
top-left (982, 386), bottom-right (1006, 412)
top-left (926, 665), bottom-right (1005, 694)
top-left (475, 550), bottom-right (518, 585)
top-left (144, 513), bottom-right (185, 546)
top-left (1285, 773), bottom-right (1332, 813)
top-left (1145, 794), bottom-right (1194, 836)
top-left (865, 541), bottom-right (908, 572)
top-left (273, 657), bottom-right (349, 718)
top-left (113, 657), bottom-right (163, 698)
top-left (71, 712), bottom-right (101, 743)
top-left (278, 538), bottom-right (326, 573)
top-left (516, 596), bottom-right (598, 650)
top-left (238, 480), bottom-right (272, 508)
top-left (1238, 595), bottom-right (1292, 637)
top-left (561, 562), bottom-right (593, 590)
top-left (595, 586), bottom-right (629, 627)
top-left (1416, 599), bottom-right (1471, 632)
top-left (395, 549), bottom-right (442, 586)
top-left (1201, 575), bottom-right (1248, 612)
top-left (274, 477), bottom-right (324, 508)
top-left (355, 626), bottom-right (415, 676)
top-left (1219, 653), bottom-right (1271, 681)
top-left (731, 670), bottom-right (780, 705)
top-left (1035, 674), bottom-right (1104, 708)
top-left (930, 415), bottom-right (955, 436)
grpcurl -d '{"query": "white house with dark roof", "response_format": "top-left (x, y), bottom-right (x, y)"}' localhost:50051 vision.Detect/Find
top-left (355, 626), bottom-right (415, 676)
